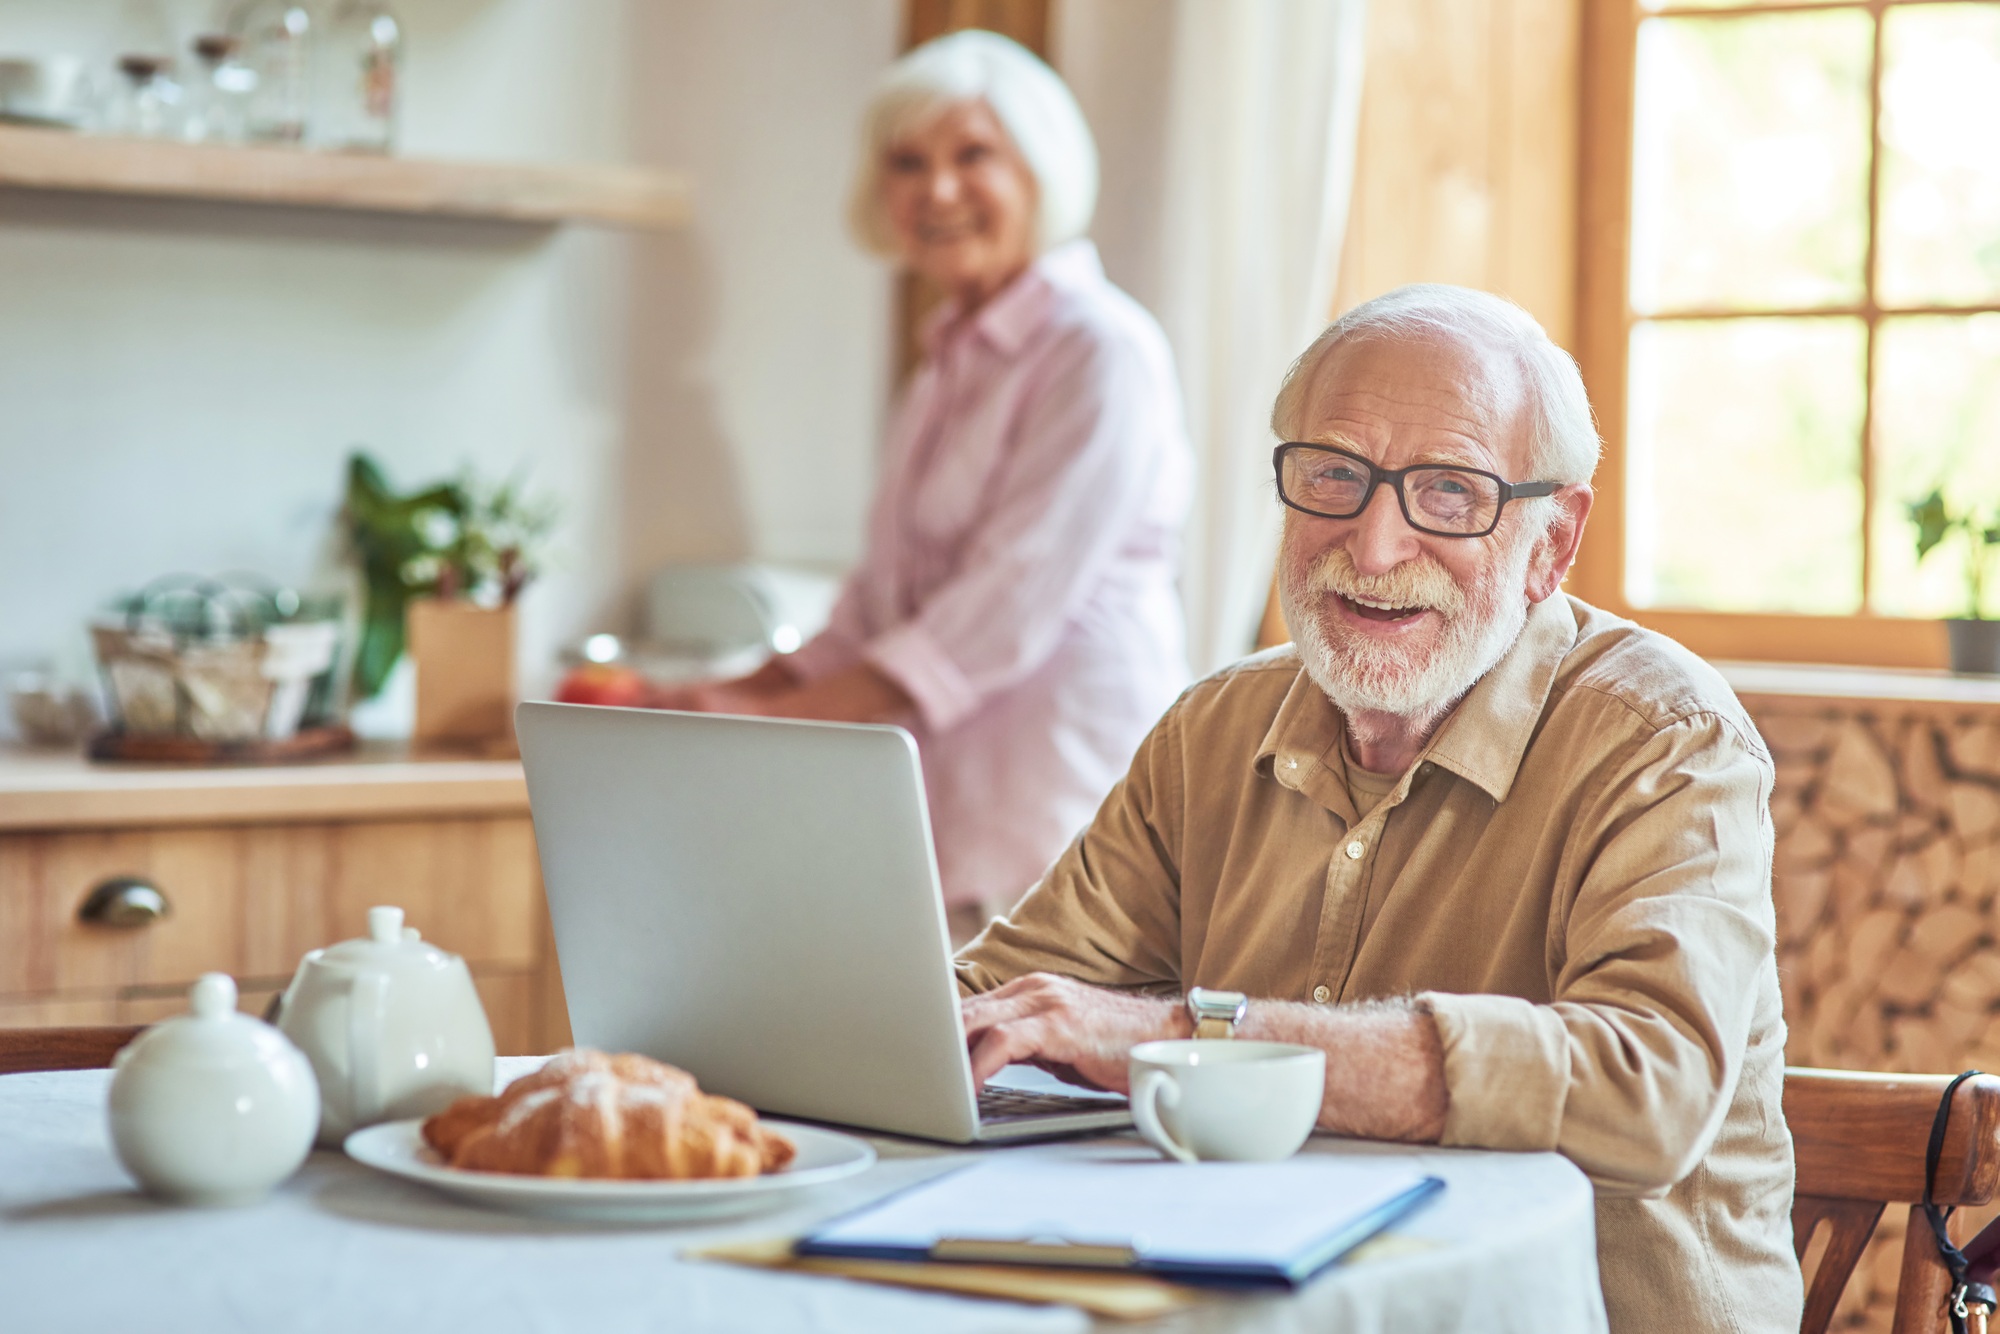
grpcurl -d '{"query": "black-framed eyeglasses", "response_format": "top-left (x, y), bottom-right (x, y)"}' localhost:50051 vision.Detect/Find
top-left (1272, 442), bottom-right (1560, 539)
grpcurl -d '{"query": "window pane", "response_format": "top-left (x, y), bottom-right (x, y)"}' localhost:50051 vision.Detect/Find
top-left (1878, 5), bottom-right (2000, 307)
top-left (1627, 318), bottom-right (1865, 613)
top-left (1871, 315), bottom-right (2000, 617)
top-left (1630, 12), bottom-right (1872, 313)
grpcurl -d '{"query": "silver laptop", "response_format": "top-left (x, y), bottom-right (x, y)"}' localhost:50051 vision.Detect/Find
top-left (514, 701), bottom-right (1131, 1143)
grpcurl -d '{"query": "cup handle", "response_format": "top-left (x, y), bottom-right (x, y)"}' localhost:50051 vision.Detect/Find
top-left (1130, 1069), bottom-right (1196, 1163)
top-left (349, 972), bottom-right (388, 1127)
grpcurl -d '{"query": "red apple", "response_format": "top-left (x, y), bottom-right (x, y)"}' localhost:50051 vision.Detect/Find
top-left (553, 663), bottom-right (652, 708)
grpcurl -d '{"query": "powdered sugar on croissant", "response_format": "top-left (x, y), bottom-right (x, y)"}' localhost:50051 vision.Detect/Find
top-left (421, 1049), bottom-right (796, 1179)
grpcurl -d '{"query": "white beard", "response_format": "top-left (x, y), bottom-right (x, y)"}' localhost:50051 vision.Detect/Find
top-left (1280, 539), bottom-right (1535, 723)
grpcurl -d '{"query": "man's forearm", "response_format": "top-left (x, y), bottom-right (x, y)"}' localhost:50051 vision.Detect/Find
top-left (1240, 997), bottom-right (1449, 1143)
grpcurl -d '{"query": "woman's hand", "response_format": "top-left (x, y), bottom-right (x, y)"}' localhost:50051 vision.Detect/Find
top-left (756, 664), bottom-right (913, 725)
top-left (639, 658), bottom-right (801, 713)
top-left (637, 660), bottom-right (911, 727)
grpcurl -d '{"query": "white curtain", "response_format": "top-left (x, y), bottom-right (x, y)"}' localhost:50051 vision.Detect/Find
top-left (1057, 0), bottom-right (1368, 673)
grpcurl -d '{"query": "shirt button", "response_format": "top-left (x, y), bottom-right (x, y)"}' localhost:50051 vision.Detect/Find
top-left (1344, 840), bottom-right (1365, 860)
top-left (1312, 985), bottom-right (1331, 1003)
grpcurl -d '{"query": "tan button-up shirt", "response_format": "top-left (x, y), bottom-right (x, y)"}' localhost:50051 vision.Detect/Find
top-left (957, 594), bottom-right (1802, 1334)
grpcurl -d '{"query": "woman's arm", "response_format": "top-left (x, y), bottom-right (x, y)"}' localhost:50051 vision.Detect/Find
top-left (650, 658), bottom-right (913, 726)
top-left (754, 662), bottom-right (914, 725)
top-left (644, 656), bottom-right (798, 711)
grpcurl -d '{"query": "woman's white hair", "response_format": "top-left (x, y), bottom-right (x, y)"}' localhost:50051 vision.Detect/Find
top-left (848, 29), bottom-right (1099, 258)
top-left (1271, 285), bottom-right (1602, 487)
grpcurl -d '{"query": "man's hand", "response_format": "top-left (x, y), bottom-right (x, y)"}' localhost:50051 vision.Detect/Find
top-left (959, 973), bottom-right (1188, 1092)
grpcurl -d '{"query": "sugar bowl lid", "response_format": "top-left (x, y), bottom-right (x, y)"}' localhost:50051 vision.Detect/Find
top-left (115, 973), bottom-right (303, 1073)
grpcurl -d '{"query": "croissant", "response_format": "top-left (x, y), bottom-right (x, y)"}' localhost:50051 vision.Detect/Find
top-left (421, 1049), bottom-right (796, 1179)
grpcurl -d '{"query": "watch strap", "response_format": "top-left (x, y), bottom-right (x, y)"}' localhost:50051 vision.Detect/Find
top-left (1186, 986), bottom-right (1248, 1040)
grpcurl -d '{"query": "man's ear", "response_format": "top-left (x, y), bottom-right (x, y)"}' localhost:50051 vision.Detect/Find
top-left (1525, 485), bottom-right (1593, 604)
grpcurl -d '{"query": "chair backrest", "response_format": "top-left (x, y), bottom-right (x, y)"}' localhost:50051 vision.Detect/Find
top-left (1786, 1067), bottom-right (2000, 1334)
top-left (0, 1025), bottom-right (147, 1076)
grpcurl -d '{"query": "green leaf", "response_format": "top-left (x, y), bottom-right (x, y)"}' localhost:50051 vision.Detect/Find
top-left (1908, 488), bottom-right (1955, 562)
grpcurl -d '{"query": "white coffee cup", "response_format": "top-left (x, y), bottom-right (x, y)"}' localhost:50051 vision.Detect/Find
top-left (1128, 1039), bottom-right (1325, 1163)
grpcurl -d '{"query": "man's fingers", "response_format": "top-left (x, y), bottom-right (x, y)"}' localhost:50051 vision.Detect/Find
top-left (969, 1023), bottom-right (1042, 1086)
top-left (961, 984), bottom-right (1065, 1036)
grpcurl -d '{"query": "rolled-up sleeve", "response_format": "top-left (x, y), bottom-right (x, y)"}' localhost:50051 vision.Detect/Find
top-left (865, 326), bottom-right (1173, 732)
top-left (1422, 711), bottom-right (1776, 1197)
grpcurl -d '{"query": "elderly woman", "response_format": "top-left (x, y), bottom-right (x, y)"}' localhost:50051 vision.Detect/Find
top-left (668, 31), bottom-right (1191, 941)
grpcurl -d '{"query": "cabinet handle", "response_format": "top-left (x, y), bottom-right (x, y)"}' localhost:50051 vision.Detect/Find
top-left (78, 877), bottom-right (171, 928)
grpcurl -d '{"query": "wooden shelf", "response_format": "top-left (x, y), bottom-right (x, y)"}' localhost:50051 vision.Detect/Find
top-left (0, 125), bottom-right (690, 229)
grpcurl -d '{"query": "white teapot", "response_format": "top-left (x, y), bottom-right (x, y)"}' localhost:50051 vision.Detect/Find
top-left (108, 972), bottom-right (319, 1205)
top-left (277, 905), bottom-right (496, 1147)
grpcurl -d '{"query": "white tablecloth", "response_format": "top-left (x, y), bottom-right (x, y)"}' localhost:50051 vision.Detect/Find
top-left (0, 1060), bottom-right (1607, 1334)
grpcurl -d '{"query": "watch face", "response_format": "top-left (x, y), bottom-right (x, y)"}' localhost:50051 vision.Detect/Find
top-left (1188, 987), bottom-right (1247, 1023)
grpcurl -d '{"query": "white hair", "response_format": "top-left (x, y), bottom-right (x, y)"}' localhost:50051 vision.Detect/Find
top-left (1271, 284), bottom-right (1601, 486)
top-left (847, 30), bottom-right (1099, 258)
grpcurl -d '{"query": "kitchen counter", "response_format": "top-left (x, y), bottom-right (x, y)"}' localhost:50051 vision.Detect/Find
top-left (0, 742), bottom-right (528, 832)
top-left (0, 741), bottom-right (562, 1049)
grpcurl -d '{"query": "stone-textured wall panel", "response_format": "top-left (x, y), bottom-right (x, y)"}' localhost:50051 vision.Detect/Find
top-left (1747, 695), bottom-right (2000, 1333)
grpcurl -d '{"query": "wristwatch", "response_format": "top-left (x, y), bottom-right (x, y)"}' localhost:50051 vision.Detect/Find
top-left (1186, 986), bottom-right (1248, 1040)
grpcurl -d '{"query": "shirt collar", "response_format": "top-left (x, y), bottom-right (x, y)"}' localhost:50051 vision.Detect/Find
top-left (921, 239), bottom-right (1103, 358)
top-left (1421, 594), bottom-right (1577, 802)
top-left (1255, 593), bottom-right (1579, 808)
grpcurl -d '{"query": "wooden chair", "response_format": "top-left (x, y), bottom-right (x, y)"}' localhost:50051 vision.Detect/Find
top-left (1788, 1067), bottom-right (2000, 1334)
top-left (0, 1025), bottom-right (147, 1076)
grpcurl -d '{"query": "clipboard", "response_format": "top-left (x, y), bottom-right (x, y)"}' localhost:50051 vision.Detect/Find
top-left (796, 1157), bottom-right (1445, 1288)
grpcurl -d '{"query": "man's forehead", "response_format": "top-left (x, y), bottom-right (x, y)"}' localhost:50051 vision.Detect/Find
top-left (1286, 332), bottom-right (1532, 467)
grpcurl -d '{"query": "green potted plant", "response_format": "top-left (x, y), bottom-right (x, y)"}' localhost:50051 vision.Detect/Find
top-left (1907, 487), bottom-right (2000, 675)
top-left (341, 452), bottom-right (556, 747)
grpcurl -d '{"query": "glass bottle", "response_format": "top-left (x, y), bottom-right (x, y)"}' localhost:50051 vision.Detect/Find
top-left (107, 0), bottom-right (181, 138)
top-left (232, 1), bottom-right (314, 145)
top-left (317, 1), bottom-right (400, 154)
top-left (106, 55), bottom-right (183, 138)
top-left (182, 34), bottom-right (255, 143)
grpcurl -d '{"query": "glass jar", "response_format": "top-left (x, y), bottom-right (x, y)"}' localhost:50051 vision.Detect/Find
top-left (232, 1), bottom-right (314, 144)
top-left (316, 1), bottom-right (400, 153)
top-left (182, 34), bottom-right (255, 143)
top-left (105, 54), bottom-right (183, 138)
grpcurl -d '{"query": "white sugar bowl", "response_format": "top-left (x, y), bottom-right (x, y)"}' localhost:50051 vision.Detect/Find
top-left (277, 905), bottom-right (495, 1148)
top-left (107, 973), bottom-right (320, 1206)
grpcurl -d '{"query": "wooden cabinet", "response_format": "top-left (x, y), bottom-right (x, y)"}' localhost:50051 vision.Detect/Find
top-left (0, 747), bottom-right (569, 1054)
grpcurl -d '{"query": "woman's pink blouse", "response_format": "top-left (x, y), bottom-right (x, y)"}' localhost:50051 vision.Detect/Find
top-left (786, 241), bottom-right (1192, 909)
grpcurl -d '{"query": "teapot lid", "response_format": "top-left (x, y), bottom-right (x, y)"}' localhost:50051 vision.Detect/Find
top-left (116, 973), bottom-right (305, 1074)
top-left (305, 906), bottom-right (460, 973)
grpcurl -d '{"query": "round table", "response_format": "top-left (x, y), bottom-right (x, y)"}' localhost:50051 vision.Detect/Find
top-left (0, 1060), bottom-right (1607, 1333)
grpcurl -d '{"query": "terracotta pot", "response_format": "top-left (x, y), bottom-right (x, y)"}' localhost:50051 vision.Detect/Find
top-left (407, 600), bottom-right (517, 752)
top-left (1946, 619), bottom-right (2000, 676)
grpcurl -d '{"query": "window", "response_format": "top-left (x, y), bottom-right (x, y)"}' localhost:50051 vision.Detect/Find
top-left (1575, 0), bottom-right (2000, 666)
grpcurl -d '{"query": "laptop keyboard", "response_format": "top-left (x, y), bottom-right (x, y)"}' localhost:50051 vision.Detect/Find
top-left (977, 1085), bottom-right (1124, 1123)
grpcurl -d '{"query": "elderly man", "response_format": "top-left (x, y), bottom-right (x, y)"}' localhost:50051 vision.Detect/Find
top-left (955, 285), bottom-right (1801, 1333)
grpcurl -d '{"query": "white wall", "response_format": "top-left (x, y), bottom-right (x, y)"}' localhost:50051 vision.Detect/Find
top-left (0, 0), bottom-right (897, 736)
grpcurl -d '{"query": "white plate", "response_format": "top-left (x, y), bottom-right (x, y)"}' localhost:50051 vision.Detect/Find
top-left (344, 1118), bottom-right (875, 1222)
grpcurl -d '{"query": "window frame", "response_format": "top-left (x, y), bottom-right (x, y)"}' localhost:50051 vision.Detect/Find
top-left (1571, 0), bottom-right (2000, 669)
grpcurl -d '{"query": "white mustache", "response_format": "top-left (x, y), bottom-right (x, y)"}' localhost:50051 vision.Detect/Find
top-left (1303, 548), bottom-right (1466, 617)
